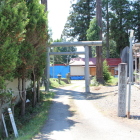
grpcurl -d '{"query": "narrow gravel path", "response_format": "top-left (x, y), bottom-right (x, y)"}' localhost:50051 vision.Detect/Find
top-left (33, 81), bottom-right (140, 140)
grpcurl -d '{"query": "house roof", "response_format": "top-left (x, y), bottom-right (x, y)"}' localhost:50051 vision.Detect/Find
top-left (69, 58), bottom-right (121, 66)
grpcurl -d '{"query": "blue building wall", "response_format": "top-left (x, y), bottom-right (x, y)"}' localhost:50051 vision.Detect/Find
top-left (50, 66), bottom-right (70, 78)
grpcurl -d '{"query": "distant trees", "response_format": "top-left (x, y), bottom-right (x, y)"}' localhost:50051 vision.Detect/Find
top-left (64, 0), bottom-right (139, 58)
top-left (51, 39), bottom-right (77, 65)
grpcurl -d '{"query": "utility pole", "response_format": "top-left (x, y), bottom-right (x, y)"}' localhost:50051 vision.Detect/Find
top-left (96, 0), bottom-right (104, 83)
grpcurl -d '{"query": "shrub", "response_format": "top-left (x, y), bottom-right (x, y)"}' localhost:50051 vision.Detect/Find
top-left (91, 76), bottom-right (99, 86)
top-left (103, 60), bottom-right (112, 81)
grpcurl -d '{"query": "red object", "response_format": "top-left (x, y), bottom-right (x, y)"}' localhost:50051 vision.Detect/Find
top-left (69, 58), bottom-right (121, 66)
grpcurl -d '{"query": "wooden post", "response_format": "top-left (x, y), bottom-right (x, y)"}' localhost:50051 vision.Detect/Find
top-left (118, 63), bottom-right (127, 117)
top-left (96, 0), bottom-right (104, 83)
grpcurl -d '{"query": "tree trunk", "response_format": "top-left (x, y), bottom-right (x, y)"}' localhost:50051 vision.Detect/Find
top-left (37, 79), bottom-right (40, 102)
top-left (32, 69), bottom-right (37, 107)
top-left (96, 0), bottom-right (104, 83)
top-left (21, 77), bottom-right (26, 116)
top-left (87, 0), bottom-right (92, 58)
top-left (106, 0), bottom-right (109, 58)
top-left (89, 46), bottom-right (93, 58)
top-left (41, 0), bottom-right (47, 12)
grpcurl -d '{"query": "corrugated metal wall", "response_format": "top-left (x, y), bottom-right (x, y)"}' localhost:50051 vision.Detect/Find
top-left (50, 66), bottom-right (70, 78)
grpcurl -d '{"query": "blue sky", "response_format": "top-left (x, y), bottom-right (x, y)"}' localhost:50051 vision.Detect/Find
top-left (48, 0), bottom-right (71, 40)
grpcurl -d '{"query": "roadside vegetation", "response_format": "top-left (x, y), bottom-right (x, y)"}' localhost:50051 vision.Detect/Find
top-left (3, 78), bottom-right (68, 140)
top-left (91, 60), bottom-right (118, 86)
top-left (6, 91), bottom-right (54, 140)
top-left (0, 0), bottom-right (49, 138)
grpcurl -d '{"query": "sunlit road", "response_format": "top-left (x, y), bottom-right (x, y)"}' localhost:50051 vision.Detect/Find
top-left (33, 81), bottom-right (140, 140)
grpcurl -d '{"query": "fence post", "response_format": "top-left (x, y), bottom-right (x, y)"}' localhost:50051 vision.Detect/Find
top-left (118, 63), bottom-right (127, 117)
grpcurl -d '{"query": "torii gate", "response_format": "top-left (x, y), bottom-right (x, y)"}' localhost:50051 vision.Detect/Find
top-left (46, 41), bottom-right (102, 93)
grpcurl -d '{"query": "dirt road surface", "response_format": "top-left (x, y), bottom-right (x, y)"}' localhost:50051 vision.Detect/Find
top-left (33, 81), bottom-right (140, 140)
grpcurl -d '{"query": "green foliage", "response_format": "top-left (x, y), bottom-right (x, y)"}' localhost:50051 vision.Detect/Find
top-left (102, 39), bottom-right (119, 58)
top-left (109, 0), bottom-right (131, 53)
top-left (103, 60), bottom-right (112, 81)
top-left (16, 0), bottom-right (48, 79)
top-left (87, 18), bottom-right (100, 41)
top-left (106, 77), bottom-right (118, 86)
top-left (49, 78), bottom-right (67, 88)
top-left (0, 89), bottom-right (12, 106)
top-left (62, 0), bottom-right (95, 41)
top-left (7, 91), bottom-right (55, 140)
top-left (0, 0), bottom-right (28, 87)
top-left (91, 76), bottom-right (99, 86)
top-left (86, 18), bottom-right (100, 57)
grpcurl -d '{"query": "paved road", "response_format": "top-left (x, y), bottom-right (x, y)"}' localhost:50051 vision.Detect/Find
top-left (33, 81), bottom-right (140, 140)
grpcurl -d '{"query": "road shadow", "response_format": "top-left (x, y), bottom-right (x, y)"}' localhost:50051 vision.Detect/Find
top-left (53, 88), bottom-right (108, 101)
top-left (34, 100), bottom-right (78, 140)
top-left (130, 115), bottom-right (140, 120)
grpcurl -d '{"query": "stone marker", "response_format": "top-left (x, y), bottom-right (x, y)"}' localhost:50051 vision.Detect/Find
top-left (118, 63), bottom-right (127, 117)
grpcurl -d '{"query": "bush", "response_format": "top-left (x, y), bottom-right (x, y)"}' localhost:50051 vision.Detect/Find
top-left (103, 60), bottom-right (112, 81)
top-left (91, 76), bottom-right (99, 86)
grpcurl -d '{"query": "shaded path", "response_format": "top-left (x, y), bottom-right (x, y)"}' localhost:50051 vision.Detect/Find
top-left (33, 81), bottom-right (140, 140)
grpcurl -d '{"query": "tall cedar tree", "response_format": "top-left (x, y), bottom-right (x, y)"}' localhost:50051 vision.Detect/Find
top-left (109, 0), bottom-right (131, 53)
top-left (16, 0), bottom-right (48, 116)
top-left (102, 0), bottom-right (110, 58)
top-left (0, 0), bottom-right (28, 133)
top-left (96, 0), bottom-right (104, 83)
top-left (102, 0), bottom-right (119, 58)
top-left (62, 0), bottom-right (96, 57)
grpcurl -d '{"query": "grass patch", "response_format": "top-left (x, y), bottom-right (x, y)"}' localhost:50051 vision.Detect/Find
top-left (90, 76), bottom-right (118, 86)
top-left (49, 78), bottom-right (68, 88)
top-left (6, 91), bottom-right (55, 140)
top-left (105, 77), bottom-right (118, 86)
